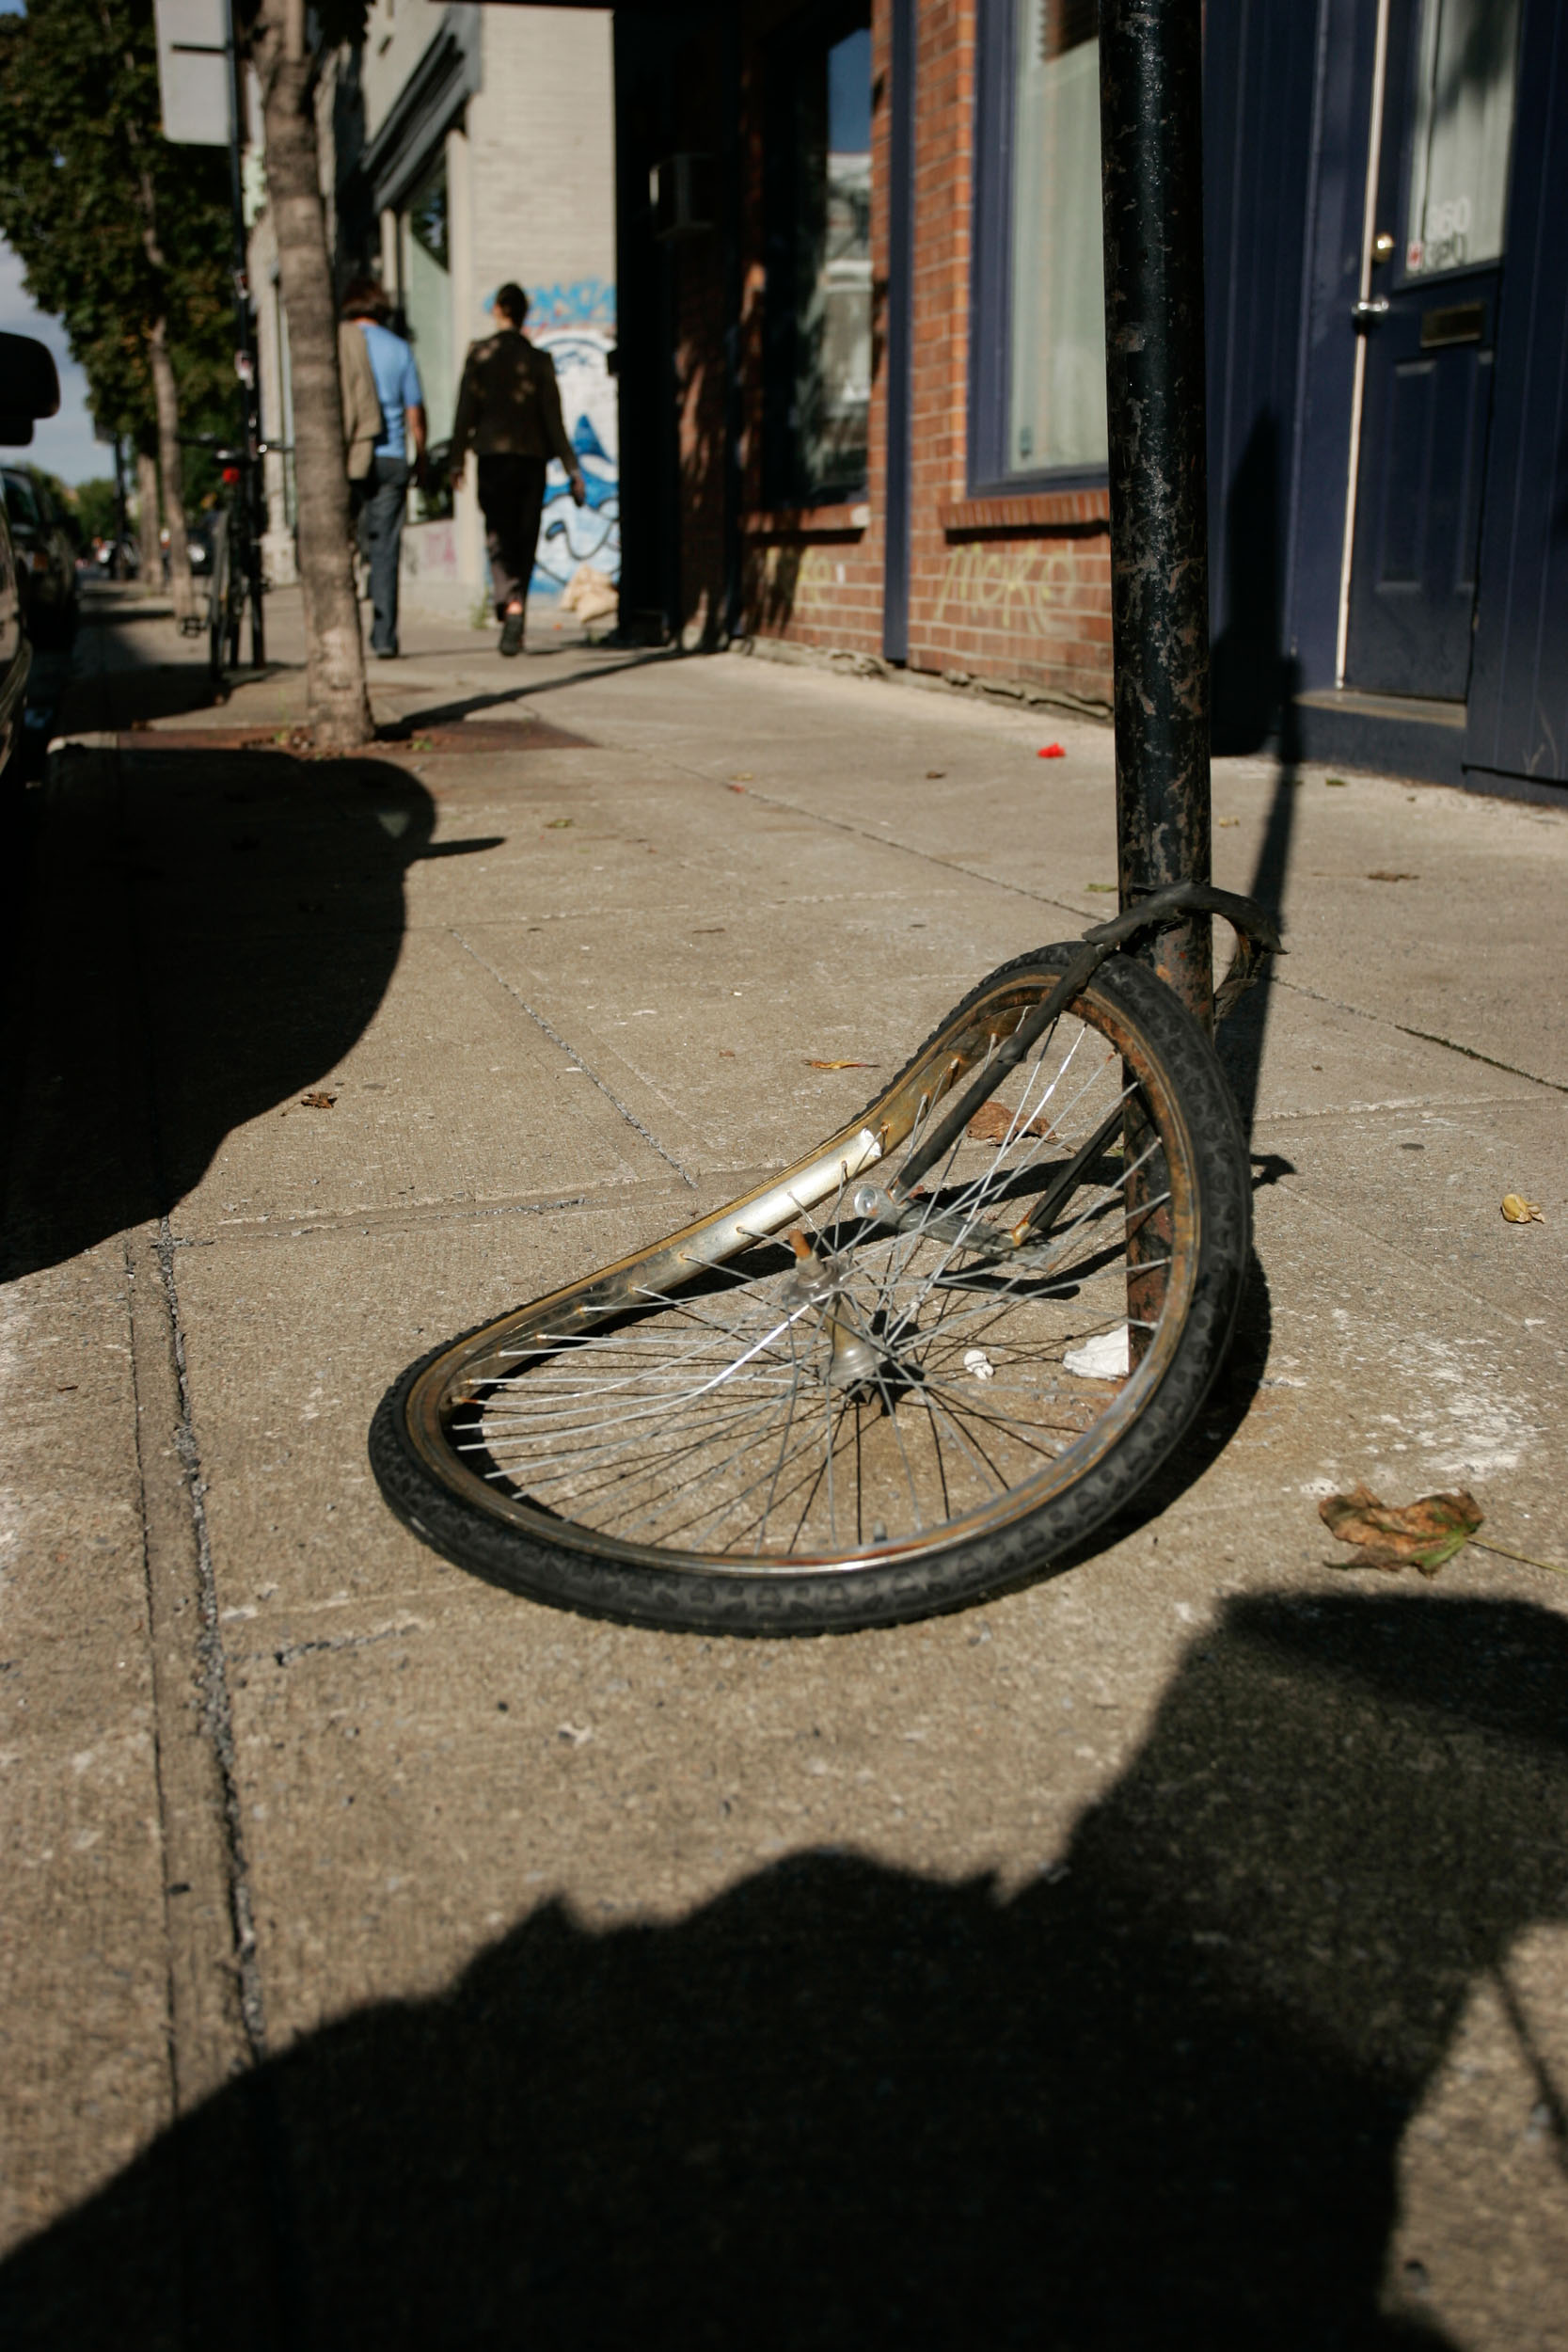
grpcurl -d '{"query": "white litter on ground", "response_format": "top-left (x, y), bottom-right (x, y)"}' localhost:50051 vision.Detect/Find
top-left (1063, 1326), bottom-right (1131, 1381)
top-left (963, 1347), bottom-right (995, 1381)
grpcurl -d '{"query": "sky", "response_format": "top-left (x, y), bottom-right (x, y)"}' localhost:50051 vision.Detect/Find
top-left (0, 240), bottom-right (107, 486)
top-left (0, 0), bottom-right (109, 485)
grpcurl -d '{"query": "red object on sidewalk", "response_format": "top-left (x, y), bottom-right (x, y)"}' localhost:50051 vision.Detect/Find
top-left (1038, 742), bottom-right (1067, 759)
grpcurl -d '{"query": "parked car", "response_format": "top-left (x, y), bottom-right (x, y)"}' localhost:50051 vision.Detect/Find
top-left (0, 331), bottom-right (63, 787)
top-left (2, 464), bottom-right (78, 649)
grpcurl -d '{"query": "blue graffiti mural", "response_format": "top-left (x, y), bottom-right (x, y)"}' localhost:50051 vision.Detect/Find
top-left (525, 277), bottom-right (617, 333)
top-left (478, 279), bottom-right (619, 594)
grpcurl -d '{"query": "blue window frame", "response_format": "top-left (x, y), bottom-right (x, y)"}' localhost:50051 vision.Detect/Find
top-left (763, 3), bottom-right (875, 507)
top-left (970, 0), bottom-right (1110, 498)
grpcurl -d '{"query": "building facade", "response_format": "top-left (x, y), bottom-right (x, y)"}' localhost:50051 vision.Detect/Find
top-left (249, 2), bottom-right (620, 623)
top-left (609, 0), bottom-right (1568, 794)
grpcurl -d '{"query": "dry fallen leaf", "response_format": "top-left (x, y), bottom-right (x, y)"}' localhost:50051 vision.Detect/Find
top-left (1085, 882), bottom-right (1117, 894)
top-left (967, 1102), bottom-right (1053, 1145)
top-left (1217, 817), bottom-right (1240, 828)
top-left (299, 1091), bottom-right (338, 1110)
top-left (1320, 1481), bottom-right (1482, 1576)
top-left (926, 769), bottom-right (945, 779)
top-left (544, 818), bottom-right (573, 829)
top-left (1501, 1194), bottom-right (1544, 1224)
top-left (806, 1058), bottom-right (877, 1071)
top-left (1367, 869), bottom-right (1418, 882)
top-left (730, 772), bottom-right (753, 783)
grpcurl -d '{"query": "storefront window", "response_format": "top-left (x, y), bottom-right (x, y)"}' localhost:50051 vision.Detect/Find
top-left (765, 8), bottom-right (872, 505)
top-left (1006, 0), bottom-right (1106, 473)
top-left (969, 0), bottom-right (1108, 492)
top-left (1403, 0), bottom-right (1522, 278)
top-left (400, 150), bottom-right (454, 445)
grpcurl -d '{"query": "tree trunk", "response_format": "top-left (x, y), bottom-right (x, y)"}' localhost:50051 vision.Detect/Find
top-left (147, 314), bottom-right (196, 627)
top-left (135, 447), bottom-right (161, 585)
top-left (109, 2), bottom-right (198, 633)
top-left (252, 0), bottom-right (372, 750)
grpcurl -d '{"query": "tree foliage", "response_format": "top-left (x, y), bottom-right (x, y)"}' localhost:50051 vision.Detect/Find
top-left (0, 0), bottom-right (236, 456)
top-left (72, 475), bottom-right (121, 544)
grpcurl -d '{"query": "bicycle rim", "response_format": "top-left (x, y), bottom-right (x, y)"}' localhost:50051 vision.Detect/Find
top-left (372, 947), bottom-right (1250, 1630)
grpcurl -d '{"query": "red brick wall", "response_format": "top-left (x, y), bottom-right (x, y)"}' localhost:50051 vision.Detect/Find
top-left (729, 0), bottom-right (1114, 710)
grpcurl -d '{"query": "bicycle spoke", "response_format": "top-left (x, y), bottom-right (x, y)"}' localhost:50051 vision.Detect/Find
top-left (445, 963), bottom-right (1207, 1577)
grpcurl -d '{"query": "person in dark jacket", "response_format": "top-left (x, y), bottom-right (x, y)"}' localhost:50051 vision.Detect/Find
top-left (450, 282), bottom-right (585, 656)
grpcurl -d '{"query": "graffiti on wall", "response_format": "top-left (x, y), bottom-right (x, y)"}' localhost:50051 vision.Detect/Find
top-left (929, 543), bottom-right (1091, 637)
top-left (481, 276), bottom-right (619, 596)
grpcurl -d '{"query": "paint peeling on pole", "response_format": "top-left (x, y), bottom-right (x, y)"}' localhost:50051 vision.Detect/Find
top-left (1099, 0), bottom-right (1213, 1028)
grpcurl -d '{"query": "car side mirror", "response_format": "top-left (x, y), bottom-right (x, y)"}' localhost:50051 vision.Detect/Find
top-left (0, 334), bottom-right (61, 446)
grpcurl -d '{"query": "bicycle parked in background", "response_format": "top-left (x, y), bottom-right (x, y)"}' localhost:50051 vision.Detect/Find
top-left (205, 451), bottom-right (252, 683)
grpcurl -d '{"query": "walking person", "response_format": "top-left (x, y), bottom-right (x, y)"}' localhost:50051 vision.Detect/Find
top-left (341, 278), bottom-right (426, 660)
top-left (450, 282), bottom-right (585, 657)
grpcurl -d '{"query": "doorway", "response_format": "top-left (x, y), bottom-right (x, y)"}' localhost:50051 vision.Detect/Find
top-left (1344, 0), bottom-right (1523, 702)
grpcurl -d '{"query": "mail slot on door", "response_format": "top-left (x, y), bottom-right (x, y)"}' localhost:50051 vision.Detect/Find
top-left (1420, 302), bottom-right (1486, 349)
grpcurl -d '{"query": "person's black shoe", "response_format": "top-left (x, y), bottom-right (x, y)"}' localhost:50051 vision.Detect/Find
top-left (499, 609), bottom-right (526, 658)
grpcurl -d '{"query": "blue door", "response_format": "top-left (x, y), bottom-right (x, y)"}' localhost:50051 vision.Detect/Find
top-left (1345, 0), bottom-right (1524, 701)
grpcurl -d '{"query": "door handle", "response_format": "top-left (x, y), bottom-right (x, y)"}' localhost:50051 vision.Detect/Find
top-left (1352, 298), bottom-right (1390, 329)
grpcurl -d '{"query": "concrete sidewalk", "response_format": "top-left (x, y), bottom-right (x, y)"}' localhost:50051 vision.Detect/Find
top-left (2, 586), bottom-right (1565, 2345)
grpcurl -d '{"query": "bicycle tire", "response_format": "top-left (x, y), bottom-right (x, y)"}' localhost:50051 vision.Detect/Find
top-left (370, 945), bottom-right (1251, 1635)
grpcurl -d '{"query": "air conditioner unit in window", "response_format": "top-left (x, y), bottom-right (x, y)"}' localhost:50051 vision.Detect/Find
top-left (650, 154), bottom-right (718, 243)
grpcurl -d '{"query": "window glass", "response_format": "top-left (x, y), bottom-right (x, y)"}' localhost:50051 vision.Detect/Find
top-left (768, 12), bottom-right (872, 505)
top-left (1404, 0), bottom-right (1522, 278)
top-left (3, 470), bottom-right (40, 530)
top-left (1007, 0), bottom-right (1106, 474)
top-left (401, 150), bottom-right (453, 443)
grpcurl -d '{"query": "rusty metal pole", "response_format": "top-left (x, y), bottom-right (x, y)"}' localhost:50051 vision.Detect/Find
top-left (1099, 0), bottom-right (1212, 1025)
top-left (1099, 0), bottom-right (1212, 1369)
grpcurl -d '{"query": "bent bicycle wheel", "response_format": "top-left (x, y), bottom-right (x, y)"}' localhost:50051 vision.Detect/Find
top-left (370, 944), bottom-right (1251, 1634)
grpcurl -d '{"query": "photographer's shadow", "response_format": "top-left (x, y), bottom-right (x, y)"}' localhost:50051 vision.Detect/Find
top-left (4, 1592), bottom-right (1565, 2347)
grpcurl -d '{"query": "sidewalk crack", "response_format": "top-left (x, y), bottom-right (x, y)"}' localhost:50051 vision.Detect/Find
top-left (153, 1214), bottom-right (270, 2063)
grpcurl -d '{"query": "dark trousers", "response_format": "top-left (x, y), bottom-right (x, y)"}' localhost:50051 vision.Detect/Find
top-left (356, 455), bottom-right (410, 654)
top-left (477, 454), bottom-right (547, 621)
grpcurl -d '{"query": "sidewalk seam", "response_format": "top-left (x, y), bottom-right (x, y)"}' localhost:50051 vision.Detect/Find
top-left (686, 771), bottom-right (1093, 928)
top-left (1275, 976), bottom-right (1568, 1096)
top-left (449, 926), bottom-right (700, 1187)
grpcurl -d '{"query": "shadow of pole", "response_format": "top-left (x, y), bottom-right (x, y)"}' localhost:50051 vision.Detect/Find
top-left (1209, 408), bottom-right (1303, 1145)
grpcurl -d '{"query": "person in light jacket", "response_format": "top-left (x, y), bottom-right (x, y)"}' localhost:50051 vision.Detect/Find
top-left (341, 278), bottom-right (425, 660)
top-left (449, 282), bottom-right (584, 657)
top-left (339, 310), bottom-right (383, 486)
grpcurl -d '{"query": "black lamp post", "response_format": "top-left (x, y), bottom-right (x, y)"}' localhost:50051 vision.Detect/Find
top-left (1099, 0), bottom-right (1212, 1028)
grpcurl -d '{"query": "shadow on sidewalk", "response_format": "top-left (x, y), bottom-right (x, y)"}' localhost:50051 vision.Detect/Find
top-left (6, 1593), bottom-right (1564, 2345)
top-left (0, 740), bottom-right (490, 1282)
